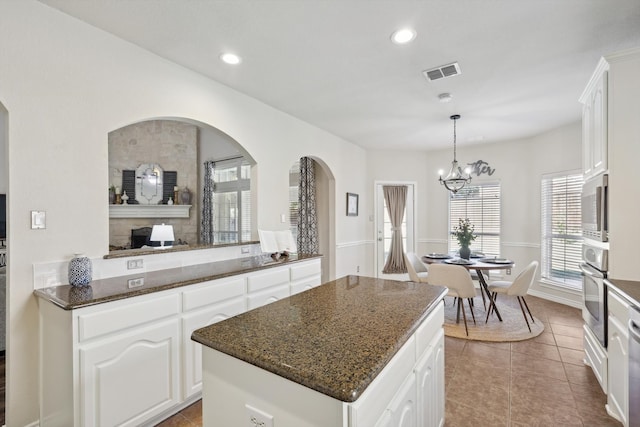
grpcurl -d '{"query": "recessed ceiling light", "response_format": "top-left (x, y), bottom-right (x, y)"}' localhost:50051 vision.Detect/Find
top-left (220, 53), bottom-right (241, 65)
top-left (390, 28), bottom-right (416, 45)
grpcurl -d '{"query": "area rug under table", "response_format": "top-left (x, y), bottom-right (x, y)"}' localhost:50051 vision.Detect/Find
top-left (443, 295), bottom-right (544, 341)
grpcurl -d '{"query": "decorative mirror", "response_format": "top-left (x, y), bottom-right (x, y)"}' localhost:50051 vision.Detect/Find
top-left (135, 163), bottom-right (164, 204)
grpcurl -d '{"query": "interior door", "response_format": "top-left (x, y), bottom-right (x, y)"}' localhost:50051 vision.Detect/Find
top-left (375, 183), bottom-right (415, 278)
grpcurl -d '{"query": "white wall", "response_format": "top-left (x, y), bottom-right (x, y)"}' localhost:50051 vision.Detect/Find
top-left (0, 2), bottom-right (367, 425)
top-left (368, 122), bottom-right (582, 304)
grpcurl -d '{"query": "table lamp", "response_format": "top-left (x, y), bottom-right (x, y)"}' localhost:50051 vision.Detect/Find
top-left (150, 223), bottom-right (174, 249)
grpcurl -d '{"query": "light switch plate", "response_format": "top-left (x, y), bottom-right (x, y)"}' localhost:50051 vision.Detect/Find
top-left (31, 211), bottom-right (46, 229)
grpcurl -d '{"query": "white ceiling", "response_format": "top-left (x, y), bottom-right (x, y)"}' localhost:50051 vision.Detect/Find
top-left (39, 0), bottom-right (640, 151)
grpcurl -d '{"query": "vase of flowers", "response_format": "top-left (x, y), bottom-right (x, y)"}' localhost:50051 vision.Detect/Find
top-left (454, 218), bottom-right (476, 260)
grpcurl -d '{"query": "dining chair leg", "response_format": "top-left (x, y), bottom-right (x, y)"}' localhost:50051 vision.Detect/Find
top-left (485, 292), bottom-right (497, 323)
top-left (460, 298), bottom-right (469, 336)
top-left (521, 296), bottom-right (535, 323)
top-left (467, 298), bottom-right (476, 324)
top-left (516, 296), bottom-right (532, 333)
top-left (456, 298), bottom-right (461, 324)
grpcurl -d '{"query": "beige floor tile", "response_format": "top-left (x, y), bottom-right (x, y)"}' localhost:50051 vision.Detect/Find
top-left (559, 347), bottom-right (586, 366)
top-left (551, 323), bottom-right (584, 338)
top-left (555, 333), bottom-right (583, 350)
top-left (511, 351), bottom-right (567, 381)
top-left (511, 340), bottom-right (561, 361)
top-left (445, 398), bottom-right (508, 427)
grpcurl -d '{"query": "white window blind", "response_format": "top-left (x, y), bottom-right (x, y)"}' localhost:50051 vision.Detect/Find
top-left (448, 183), bottom-right (501, 256)
top-left (212, 157), bottom-right (251, 243)
top-left (541, 171), bottom-right (583, 288)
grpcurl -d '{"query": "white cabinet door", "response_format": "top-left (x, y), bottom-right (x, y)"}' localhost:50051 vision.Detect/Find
top-left (79, 319), bottom-right (181, 427)
top-left (388, 373), bottom-right (417, 427)
top-left (182, 297), bottom-right (245, 399)
top-left (416, 329), bottom-right (445, 427)
top-left (607, 291), bottom-right (629, 425)
top-left (582, 98), bottom-right (593, 177)
top-left (590, 70), bottom-right (608, 177)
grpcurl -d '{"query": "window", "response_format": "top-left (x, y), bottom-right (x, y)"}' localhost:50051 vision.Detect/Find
top-left (448, 183), bottom-right (501, 256)
top-left (541, 171), bottom-right (583, 288)
top-left (289, 161), bottom-right (300, 243)
top-left (211, 157), bottom-right (251, 243)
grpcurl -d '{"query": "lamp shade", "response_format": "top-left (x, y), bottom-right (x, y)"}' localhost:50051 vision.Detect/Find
top-left (150, 223), bottom-right (174, 248)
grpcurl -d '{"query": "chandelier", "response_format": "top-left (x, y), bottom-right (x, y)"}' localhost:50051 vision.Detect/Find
top-left (438, 114), bottom-right (471, 193)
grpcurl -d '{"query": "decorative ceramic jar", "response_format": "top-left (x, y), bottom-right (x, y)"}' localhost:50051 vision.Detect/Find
top-left (68, 253), bottom-right (92, 286)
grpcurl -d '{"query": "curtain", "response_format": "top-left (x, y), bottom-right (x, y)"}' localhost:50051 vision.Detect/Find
top-left (201, 160), bottom-right (215, 244)
top-left (297, 157), bottom-right (319, 254)
top-left (382, 185), bottom-right (407, 274)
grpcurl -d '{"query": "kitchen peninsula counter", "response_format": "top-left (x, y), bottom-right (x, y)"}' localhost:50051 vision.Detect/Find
top-left (192, 275), bottom-right (447, 426)
top-left (34, 254), bottom-right (320, 310)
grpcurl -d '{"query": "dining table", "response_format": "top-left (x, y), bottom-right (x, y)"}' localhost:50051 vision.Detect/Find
top-left (421, 253), bottom-right (515, 322)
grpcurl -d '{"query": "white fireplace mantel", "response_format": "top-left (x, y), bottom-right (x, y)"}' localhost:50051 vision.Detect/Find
top-left (109, 204), bottom-right (191, 218)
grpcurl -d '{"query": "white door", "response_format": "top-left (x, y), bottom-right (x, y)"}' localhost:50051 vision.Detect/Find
top-left (375, 183), bottom-right (415, 278)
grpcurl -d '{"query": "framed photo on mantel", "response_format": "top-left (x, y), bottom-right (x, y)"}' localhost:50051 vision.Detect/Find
top-left (346, 192), bottom-right (359, 216)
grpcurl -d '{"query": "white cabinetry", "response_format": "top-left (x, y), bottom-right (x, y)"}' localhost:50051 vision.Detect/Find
top-left (38, 257), bottom-right (321, 427)
top-left (607, 290), bottom-right (629, 425)
top-left (580, 64), bottom-right (608, 179)
top-left (181, 276), bottom-right (246, 399)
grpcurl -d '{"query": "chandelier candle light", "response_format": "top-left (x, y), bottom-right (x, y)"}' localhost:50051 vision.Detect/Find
top-left (438, 114), bottom-right (472, 193)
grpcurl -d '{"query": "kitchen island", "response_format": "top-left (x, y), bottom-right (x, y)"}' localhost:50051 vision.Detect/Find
top-left (192, 275), bottom-right (447, 427)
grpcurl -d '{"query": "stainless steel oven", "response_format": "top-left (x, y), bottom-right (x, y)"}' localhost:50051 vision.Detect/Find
top-left (580, 244), bottom-right (608, 347)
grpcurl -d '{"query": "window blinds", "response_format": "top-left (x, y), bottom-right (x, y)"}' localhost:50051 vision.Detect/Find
top-left (541, 171), bottom-right (583, 288)
top-left (449, 183), bottom-right (501, 256)
top-left (212, 157), bottom-right (251, 243)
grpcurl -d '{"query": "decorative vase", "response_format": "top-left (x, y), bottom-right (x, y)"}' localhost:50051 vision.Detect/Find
top-left (68, 253), bottom-right (92, 286)
top-left (459, 245), bottom-right (471, 260)
top-left (121, 190), bottom-right (129, 205)
top-left (108, 189), bottom-right (115, 204)
top-left (180, 187), bottom-right (191, 205)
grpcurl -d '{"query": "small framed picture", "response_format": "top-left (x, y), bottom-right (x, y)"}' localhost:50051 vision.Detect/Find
top-left (346, 192), bottom-right (359, 216)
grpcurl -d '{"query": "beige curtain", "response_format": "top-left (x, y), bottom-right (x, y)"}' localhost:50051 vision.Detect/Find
top-left (382, 185), bottom-right (408, 274)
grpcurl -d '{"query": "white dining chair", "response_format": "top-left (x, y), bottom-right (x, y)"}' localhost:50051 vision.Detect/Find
top-left (404, 252), bottom-right (429, 283)
top-left (427, 263), bottom-right (476, 336)
top-left (485, 261), bottom-right (539, 332)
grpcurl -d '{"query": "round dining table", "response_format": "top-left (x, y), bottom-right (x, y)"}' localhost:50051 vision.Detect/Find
top-left (421, 254), bottom-right (515, 322)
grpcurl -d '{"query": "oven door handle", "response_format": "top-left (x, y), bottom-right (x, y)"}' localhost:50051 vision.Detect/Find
top-left (579, 262), bottom-right (604, 279)
top-left (630, 319), bottom-right (640, 344)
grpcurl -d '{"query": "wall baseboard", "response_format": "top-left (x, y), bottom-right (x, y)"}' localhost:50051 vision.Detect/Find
top-left (528, 288), bottom-right (582, 309)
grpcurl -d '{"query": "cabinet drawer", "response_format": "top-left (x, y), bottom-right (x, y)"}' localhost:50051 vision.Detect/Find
top-left (246, 284), bottom-right (290, 310)
top-left (290, 276), bottom-right (321, 296)
top-left (290, 260), bottom-right (321, 281)
top-left (78, 293), bottom-right (180, 342)
top-left (182, 276), bottom-right (245, 312)
top-left (246, 267), bottom-right (290, 293)
top-left (608, 290), bottom-right (630, 323)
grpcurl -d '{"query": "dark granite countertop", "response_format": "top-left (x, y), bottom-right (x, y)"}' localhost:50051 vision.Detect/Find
top-left (34, 254), bottom-right (321, 310)
top-left (191, 275), bottom-right (447, 403)
top-left (606, 278), bottom-right (640, 310)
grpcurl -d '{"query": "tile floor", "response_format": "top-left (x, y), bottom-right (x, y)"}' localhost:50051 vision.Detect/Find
top-left (156, 296), bottom-right (622, 427)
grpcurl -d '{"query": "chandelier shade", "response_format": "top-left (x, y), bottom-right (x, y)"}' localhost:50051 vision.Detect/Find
top-left (439, 114), bottom-right (471, 193)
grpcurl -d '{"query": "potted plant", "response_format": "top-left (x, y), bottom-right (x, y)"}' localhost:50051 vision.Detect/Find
top-left (454, 218), bottom-right (476, 260)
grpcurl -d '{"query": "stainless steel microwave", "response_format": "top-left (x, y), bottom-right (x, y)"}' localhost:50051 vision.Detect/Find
top-left (582, 173), bottom-right (608, 242)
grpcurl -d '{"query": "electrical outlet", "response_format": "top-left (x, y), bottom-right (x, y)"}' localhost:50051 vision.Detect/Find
top-left (357, 265), bottom-right (360, 273)
top-left (245, 404), bottom-right (274, 427)
top-left (506, 268), bottom-right (512, 275)
top-left (127, 259), bottom-right (144, 269)
top-left (241, 246), bottom-right (250, 254)
top-left (127, 277), bottom-right (144, 288)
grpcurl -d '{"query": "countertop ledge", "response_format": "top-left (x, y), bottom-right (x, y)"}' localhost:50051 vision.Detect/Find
top-left (605, 278), bottom-right (640, 310)
top-left (191, 275), bottom-right (447, 403)
top-left (34, 254), bottom-right (322, 310)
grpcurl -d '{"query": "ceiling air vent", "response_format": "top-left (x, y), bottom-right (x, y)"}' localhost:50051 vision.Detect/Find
top-left (422, 62), bottom-right (462, 82)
